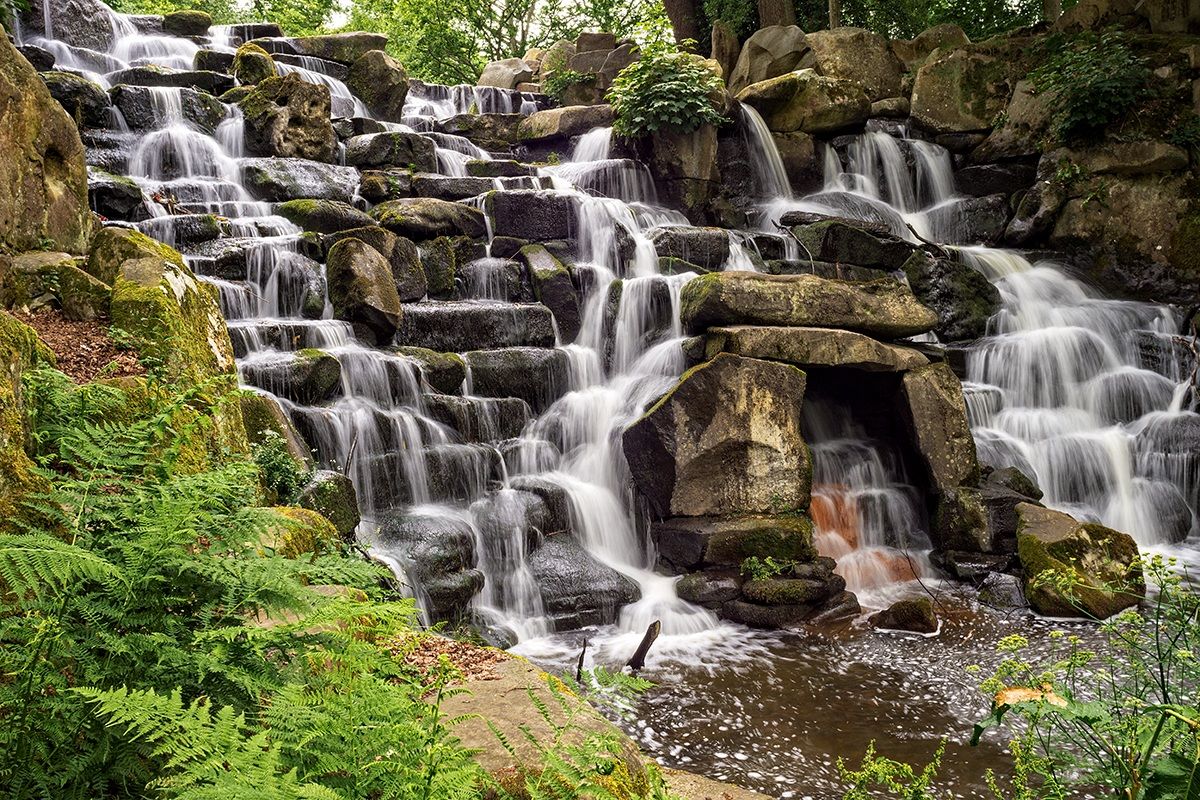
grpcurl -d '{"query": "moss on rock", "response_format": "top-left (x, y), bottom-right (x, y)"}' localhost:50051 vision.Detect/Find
top-left (261, 506), bottom-right (340, 558)
top-left (0, 311), bottom-right (55, 532)
top-left (232, 42), bottom-right (276, 86)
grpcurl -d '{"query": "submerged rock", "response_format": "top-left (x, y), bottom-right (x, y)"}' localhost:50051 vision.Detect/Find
top-left (868, 597), bottom-right (938, 633)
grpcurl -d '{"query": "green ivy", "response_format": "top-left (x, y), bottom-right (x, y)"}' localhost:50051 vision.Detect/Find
top-left (542, 68), bottom-right (597, 102)
top-left (607, 40), bottom-right (726, 138)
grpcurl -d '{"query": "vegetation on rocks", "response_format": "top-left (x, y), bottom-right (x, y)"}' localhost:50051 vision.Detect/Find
top-left (608, 40), bottom-right (727, 138)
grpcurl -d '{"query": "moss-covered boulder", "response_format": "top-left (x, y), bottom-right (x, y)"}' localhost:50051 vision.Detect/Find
top-left (0, 250), bottom-right (110, 320)
top-left (277, 199), bottom-right (374, 234)
top-left (680, 271), bottom-right (938, 339)
top-left (419, 236), bottom-right (462, 299)
top-left (910, 45), bottom-right (1014, 134)
top-left (232, 42), bottom-right (277, 86)
top-left (370, 198), bottom-right (486, 240)
top-left (40, 71), bottom-right (111, 129)
top-left (0, 32), bottom-right (93, 255)
top-left (324, 226), bottom-right (427, 302)
top-left (0, 311), bottom-right (55, 533)
top-left (344, 131), bottom-right (437, 172)
top-left (518, 244), bottom-right (581, 343)
top-left (1016, 503), bottom-right (1144, 619)
top-left (790, 219), bottom-right (917, 270)
top-left (901, 251), bottom-right (1000, 342)
top-left (902, 362), bottom-right (979, 492)
top-left (868, 597), bottom-right (938, 633)
top-left (264, 32), bottom-right (388, 65)
top-left (241, 157), bottom-right (359, 203)
top-left (240, 391), bottom-right (313, 467)
top-left (261, 506), bottom-right (340, 558)
top-left (346, 50), bottom-right (408, 123)
top-left (804, 27), bottom-right (903, 102)
top-left (652, 514), bottom-right (815, 570)
top-left (241, 348), bottom-right (342, 405)
top-left (296, 470), bottom-right (359, 538)
top-left (736, 69), bottom-right (870, 134)
top-left (325, 238), bottom-right (403, 345)
top-left (705, 325), bottom-right (928, 372)
top-left (162, 9), bottom-right (212, 36)
top-left (890, 23), bottom-right (969, 72)
top-left (623, 353), bottom-right (811, 518)
top-left (85, 226), bottom-right (178, 285)
top-left (239, 73), bottom-right (336, 163)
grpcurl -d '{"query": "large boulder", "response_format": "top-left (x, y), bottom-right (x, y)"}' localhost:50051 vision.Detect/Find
top-left (517, 105), bottom-right (615, 143)
top-left (736, 69), bottom-right (870, 134)
top-left (254, 32), bottom-right (389, 65)
top-left (241, 349), bottom-right (342, 405)
top-left (87, 167), bottom-right (145, 222)
top-left (902, 362), bottom-right (979, 492)
top-left (346, 50), bottom-right (409, 122)
top-left (680, 271), bottom-right (938, 339)
top-left (649, 227), bottom-right (730, 271)
top-left (0, 312), bottom-right (55, 532)
top-left (162, 9), bottom-right (211, 36)
top-left (239, 73), bottom-right (337, 163)
top-left (923, 194), bottom-right (1011, 246)
top-left (790, 219), bottom-right (917, 270)
top-left (528, 536), bottom-right (640, 629)
top-left (902, 251), bottom-right (1001, 342)
top-left (232, 42), bottom-right (277, 85)
top-left (0, 250), bottom-right (110, 321)
top-left (890, 23), bottom-right (970, 72)
top-left (0, 34), bottom-right (92, 255)
top-left (324, 226), bottom-right (427, 302)
top-left (19, 0), bottom-right (117, 50)
top-left (623, 353), bottom-right (811, 518)
top-left (396, 302), bottom-right (555, 351)
top-left (637, 124), bottom-right (721, 221)
top-left (705, 325), bottom-right (928, 372)
top-left (105, 67), bottom-right (234, 96)
top-left (973, 80), bottom-right (1053, 162)
top-left (461, 348), bottom-right (570, 413)
top-left (478, 57), bottom-right (534, 89)
top-left (325, 237), bottom-right (403, 345)
top-left (370, 198), bottom-right (486, 240)
top-left (241, 158), bottom-right (359, 203)
top-left (804, 27), bottom-right (903, 102)
top-left (296, 470), bottom-right (359, 538)
top-left (240, 391), bottom-right (314, 467)
top-left (727, 26), bottom-right (812, 95)
top-left (1016, 503), bottom-right (1144, 619)
top-left (911, 46), bottom-right (1015, 134)
top-left (377, 513), bottom-right (481, 621)
top-left (41, 71), bottom-right (111, 129)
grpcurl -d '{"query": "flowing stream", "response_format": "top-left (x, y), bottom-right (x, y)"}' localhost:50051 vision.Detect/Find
top-left (25, 5), bottom-right (1199, 794)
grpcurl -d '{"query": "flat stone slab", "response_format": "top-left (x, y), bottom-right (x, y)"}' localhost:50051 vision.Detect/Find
top-left (706, 325), bottom-right (928, 372)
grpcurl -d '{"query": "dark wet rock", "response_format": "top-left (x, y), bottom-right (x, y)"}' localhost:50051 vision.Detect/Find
top-left (423, 394), bottom-right (532, 442)
top-left (277, 199), bottom-right (374, 234)
top-left (240, 349), bottom-right (341, 404)
top-left (240, 73), bottom-right (336, 162)
top-left (652, 515), bottom-right (816, 572)
top-left (932, 550), bottom-right (1013, 581)
top-left (371, 198), bottom-right (486, 240)
top-left (976, 465), bottom-right (1043, 554)
top-left (517, 244), bottom-right (581, 343)
top-left (462, 348), bottom-right (570, 413)
top-left (345, 131), bottom-right (437, 172)
top-left (924, 194), bottom-right (1009, 246)
top-left (955, 162), bottom-right (1037, 199)
top-left (467, 159), bottom-right (535, 178)
top-left (396, 302), bottom-right (556, 351)
top-left (529, 535), bottom-right (640, 630)
top-left (109, 84), bottom-right (225, 133)
top-left (648, 227), bottom-right (730, 272)
top-left (624, 353), bottom-right (811, 517)
top-left (87, 167), bottom-right (146, 222)
top-left (459, 258), bottom-right (528, 302)
top-left (790, 219), bottom-right (916, 270)
top-left (324, 226), bottom-right (427, 302)
top-left (346, 50), bottom-right (408, 122)
top-left (326, 237), bottom-right (404, 344)
top-left (868, 597), bottom-right (938, 633)
top-left (18, 44), bottom-right (55, 72)
top-left (413, 175), bottom-right (494, 202)
top-left (389, 346), bottom-right (464, 393)
top-left (377, 513), bottom-right (482, 621)
top-left (508, 475), bottom-right (573, 533)
top-left (436, 112), bottom-right (524, 151)
top-left (194, 50), bottom-right (235, 74)
top-left (902, 362), bottom-right (980, 492)
top-left (901, 251), bottom-right (1001, 343)
top-left (107, 66), bottom-right (235, 95)
top-left (418, 237), bottom-right (463, 299)
top-left (241, 157), bottom-right (359, 203)
top-left (979, 572), bottom-right (1027, 609)
top-left (41, 71), bottom-right (111, 129)
top-left (676, 571), bottom-right (742, 606)
top-left (486, 190), bottom-right (577, 241)
top-left (358, 169), bottom-right (413, 203)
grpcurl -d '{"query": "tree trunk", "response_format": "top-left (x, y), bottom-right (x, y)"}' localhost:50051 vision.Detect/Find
top-left (758, 0), bottom-right (797, 27)
top-left (1042, 0), bottom-right (1062, 22)
top-left (828, 0), bottom-right (841, 28)
top-left (661, 0), bottom-right (705, 46)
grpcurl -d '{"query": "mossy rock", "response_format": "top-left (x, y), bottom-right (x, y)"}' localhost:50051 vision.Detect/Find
top-left (162, 9), bottom-right (212, 36)
top-left (232, 42), bottom-right (276, 86)
top-left (742, 576), bottom-right (828, 605)
top-left (1016, 503), bottom-right (1144, 619)
top-left (390, 346), bottom-right (465, 394)
top-left (0, 311), bottom-right (55, 533)
top-left (419, 236), bottom-right (460, 299)
top-left (1, 251), bottom-right (111, 320)
top-left (85, 226), bottom-right (184, 286)
top-left (278, 199), bottom-right (375, 234)
top-left (239, 391), bottom-right (313, 467)
top-left (261, 506), bottom-right (340, 558)
top-left (296, 470), bottom-right (359, 538)
top-left (868, 596), bottom-right (938, 633)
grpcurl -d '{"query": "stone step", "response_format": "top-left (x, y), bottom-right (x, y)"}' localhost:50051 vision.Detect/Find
top-left (109, 84), bottom-right (226, 132)
top-left (362, 443), bottom-right (504, 508)
top-left (423, 394), bottom-right (532, 442)
top-left (227, 318), bottom-right (357, 357)
top-left (463, 347), bottom-right (571, 413)
top-left (396, 301), bottom-right (556, 351)
top-left (239, 350), bottom-right (343, 405)
top-left (105, 66), bottom-right (235, 95)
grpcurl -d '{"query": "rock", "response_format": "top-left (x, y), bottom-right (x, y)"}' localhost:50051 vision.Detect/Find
top-left (485, 190), bottom-right (578, 242)
top-left (0, 251), bottom-right (110, 321)
top-left (239, 73), bottom-right (337, 162)
top-left (0, 34), bottom-right (92, 254)
top-left (232, 42), bottom-right (277, 85)
top-left (676, 571), bottom-right (742, 605)
top-left (518, 245), bottom-right (581, 343)
top-left (870, 97), bottom-right (910, 117)
top-left (728, 26), bottom-right (812, 95)
top-left (109, 84), bottom-right (224, 133)
top-left (324, 226), bottom-right (427, 302)
top-left (325, 237), bottom-right (403, 344)
top-left (424, 394), bottom-right (532, 442)
top-left (162, 9), bottom-right (211, 36)
top-left (791, 219), bottom-right (917, 270)
top-left (924, 194), bottom-right (1010, 246)
top-left (902, 362), bottom-right (979, 492)
top-left (652, 515), bottom-right (815, 571)
top-left (254, 32), bottom-right (389, 65)
top-left (890, 23), bottom-right (970, 71)
top-left (954, 162), bottom-right (1037, 199)
top-left (417, 237), bottom-right (462, 299)
top-left (261, 507), bottom-right (339, 558)
top-left (277, 199), bottom-right (374, 234)
top-left (711, 21), bottom-right (741, 86)
top-left (194, 49), bottom-right (235, 73)
top-left (296, 470), bottom-right (359, 537)
top-left (377, 514), bottom-right (480, 619)
top-left (467, 159), bottom-right (534, 178)
top-left (436, 112), bottom-right (524, 151)
top-left (576, 31), bottom-right (617, 52)
top-left (462, 347), bottom-right (570, 412)
top-left (242, 349), bottom-right (341, 404)
top-left (649, 227), bottom-right (730, 271)
top-left (705, 326), bottom-right (928, 371)
top-left (771, 130), bottom-right (820, 192)
top-left (517, 105), bottom-right (615, 143)
top-left (21, 0), bottom-right (122, 50)
top-left (973, 80), bottom-right (1052, 161)
top-left (239, 391), bottom-right (313, 467)
top-left (18, 44), bottom-right (55, 72)
top-left (478, 57), bottom-right (534, 89)
top-left (40, 71), bottom-right (110, 129)
top-left (390, 347), bottom-right (464, 394)
top-left (737, 69), bottom-right (870, 135)
top-left (1016, 503), bottom-right (1145, 619)
top-left (901, 252), bottom-right (1001, 342)
top-left (623, 353), bottom-right (811, 517)
top-left (911, 47), bottom-right (1013, 134)
top-left (345, 50), bottom-right (408, 122)
top-left (87, 167), bottom-right (146, 221)
top-left (742, 575), bottom-right (840, 606)
top-left (529, 535), bottom-right (640, 629)
top-left (358, 169), bottom-right (413, 203)
top-left (1054, 141), bottom-right (1189, 177)
top-left (0, 312), bottom-right (55, 531)
top-left (106, 67), bottom-right (235, 96)
top-left (868, 597), bottom-right (938, 633)
top-left (637, 124), bottom-right (722, 221)
top-left (681, 271), bottom-right (939, 339)
top-left (805, 27), bottom-right (903, 102)
top-left (370, 198), bottom-right (486, 240)
top-left (978, 572), bottom-right (1027, 609)
top-left (240, 157), bottom-right (357, 203)
top-left (396, 302), bottom-right (555, 351)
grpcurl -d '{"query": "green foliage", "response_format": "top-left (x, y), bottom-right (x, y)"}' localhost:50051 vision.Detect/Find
top-left (542, 69), bottom-right (596, 102)
top-left (1168, 112), bottom-right (1200, 150)
top-left (253, 429), bottom-right (311, 504)
top-left (971, 556), bottom-right (1200, 798)
top-left (108, 0), bottom-right (334, 33)
top-left (741, 555), bottom-right (798, 581)
top-left (702, 0), bottom-right (755, 38)
top-left (345, 0), bottom-right (485, 85)
top-left (108, 0), bottom-right (243, 24)
top-left (839, 740), bottom-right (945, 799)
top-left (607, 40), bottom-right (726, 138)
top-left (1030, 31), bottom-right (1152, 142)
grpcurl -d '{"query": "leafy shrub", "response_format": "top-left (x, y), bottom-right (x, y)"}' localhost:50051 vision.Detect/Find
top-left (253, 428), bottom-right (311, 504)
top-left (607, 40), bottom-right (727, 138)
top-left (542, 68), bottom-right (596, 102)
top-left (839, 741), bottom-right (944, 799)
top-left (740, 555), bottom-right (798, 581)
top-left (1029, 31), bottom-right (1151, 141)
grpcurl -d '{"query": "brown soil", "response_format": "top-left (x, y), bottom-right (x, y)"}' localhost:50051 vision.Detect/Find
top-left (389, 633), bottom-right (511, 683)
top-left (13, 308), bottom-right (144, 383)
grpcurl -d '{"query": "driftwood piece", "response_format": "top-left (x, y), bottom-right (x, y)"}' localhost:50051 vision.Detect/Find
top-left (626, 620), bottom-right (660, 673)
